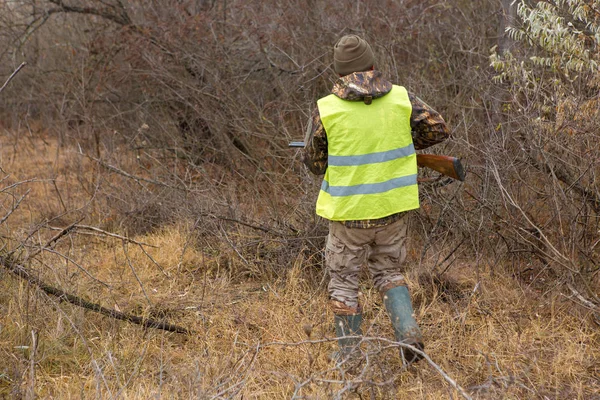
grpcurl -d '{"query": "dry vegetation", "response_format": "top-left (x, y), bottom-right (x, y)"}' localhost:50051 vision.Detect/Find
top-left (0, 127), bottom-right (598, 399)
top-left (0, 0), bottom-right (599, 399)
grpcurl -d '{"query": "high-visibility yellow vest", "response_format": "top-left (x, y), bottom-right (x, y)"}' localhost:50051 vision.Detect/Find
top-left (315, 85), bottom-right (419, 221)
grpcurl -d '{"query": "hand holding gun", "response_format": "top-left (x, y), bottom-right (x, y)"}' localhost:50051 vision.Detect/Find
top-left (289, 141), bottom-right (465, 182)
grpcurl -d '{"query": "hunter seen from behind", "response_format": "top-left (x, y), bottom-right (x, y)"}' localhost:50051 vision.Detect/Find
top-left (0, 0), bottom-right (598, 398)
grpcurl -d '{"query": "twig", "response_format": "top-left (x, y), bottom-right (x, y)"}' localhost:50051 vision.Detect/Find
top-left (0, 255), bottom-right (191, 334)
top-left (433, 235), bottom-right (467, 276)
top-left (0, 189), bottom-right (29, 226)
top-left (41, 247), bottom-right (110, 287)
top-left (178, 217), bottom-right (201, 274)
top-left (87, 154), bottom-right (187, 192)
top-left (27, 217), bottom-right (84, 260)
top-left (122, 240), bottom-right (151, 304)
top-left (0, 62), bottom-right (26, 95)
top-left (220, 224), bottom-right (249, 265)
top-left (26, 330), bottom-right (37, 400)
top-left (70, 224), bottom-right (157, 247)
top-left (201, 212), bottom-right (286, 238)
top-left (489, 158), bottom-right (574, 269)
top-left (114, 341), bottom-right (150, 398)
top-left (211, 344), bottom-right (260, 399)
top-left (136, 243), bottom-right (168, 277)
top-left (262, 336), bottom-right (473, 400)
top-left (0, 178), bottom-right (45, 193)
top-left (52, 179), bottom-right (68, 212)
top-left (40, 289), bottom-right (113, 395)
top-left (419, 178), bottom-right (463, 264)
top-left (566, 283), bottom-right (599, 311)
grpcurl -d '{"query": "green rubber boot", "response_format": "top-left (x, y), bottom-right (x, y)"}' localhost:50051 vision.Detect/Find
top-left (382, 286), bottom-right (424, 364)
top-left (333, 313), bottom-right (362, 359)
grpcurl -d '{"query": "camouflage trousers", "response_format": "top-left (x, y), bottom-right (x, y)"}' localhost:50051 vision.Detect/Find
top-left (326, 216), bottom-right (409, 315)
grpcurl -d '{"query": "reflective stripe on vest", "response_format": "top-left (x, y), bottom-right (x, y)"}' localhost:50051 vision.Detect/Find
top-left (315, 85), bottom-right (419, 221)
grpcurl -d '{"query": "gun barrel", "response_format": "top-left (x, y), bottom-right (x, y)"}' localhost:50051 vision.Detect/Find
top-left (288, 141), bottom-right (305, 148)
top-left (452, 158), bottom-right (466, 182)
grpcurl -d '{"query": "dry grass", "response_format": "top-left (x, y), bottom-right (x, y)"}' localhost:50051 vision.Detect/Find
top-left (1, 132), bottom-right (599, 399)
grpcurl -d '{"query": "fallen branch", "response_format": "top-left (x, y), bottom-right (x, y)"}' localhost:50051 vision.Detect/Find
top-left (0, 255), bottom-right (191, 335)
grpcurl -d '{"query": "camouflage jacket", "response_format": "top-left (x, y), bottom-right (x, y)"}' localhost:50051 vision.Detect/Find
top-left (302, 70), bottom-right (450, 229)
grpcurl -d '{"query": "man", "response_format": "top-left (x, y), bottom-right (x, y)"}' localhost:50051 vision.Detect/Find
top-left (302, 35), bottom-right (449, 364)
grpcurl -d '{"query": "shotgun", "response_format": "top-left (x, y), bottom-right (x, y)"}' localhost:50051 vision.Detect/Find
top-left (289, 141), bottom-right (465, 182)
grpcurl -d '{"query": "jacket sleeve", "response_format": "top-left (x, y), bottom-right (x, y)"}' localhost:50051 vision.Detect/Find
top-left (301, 107), bottom-right (328, 175)
top-left (409, 93), bottom-right (450, 150)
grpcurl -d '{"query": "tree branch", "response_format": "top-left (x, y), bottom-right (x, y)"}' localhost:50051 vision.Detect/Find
top-left (0, 255), bottom-right (192, 335)
top-left (0, 62), bottom-right (27, 95)
top-left (46, 0), bottom-right (131, 26)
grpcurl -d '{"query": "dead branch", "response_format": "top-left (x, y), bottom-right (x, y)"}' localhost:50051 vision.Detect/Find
top-left (26, 218), bottom-right (84, 260)
top-left (520, 135), bottom-right (600, 214)
top-left (262, 336), bottom-right (473, 400)
top-left (87, 154), bottom-right (188, 193)
top-left (0, 255), bottom-right (192, 335)
top-left (38, 247), bottom-right (110, 287)
top-left (201, 212), bottom-right (287, 238)
top-left (122, 240), bottom-right (151, 304)
top-left (135, 242), bottom-right (168, 277)
top-left (488, 157), bottom-right (575, 271)
top-left (46, 223), bottom-right (167, 277)
top-left (59, 224), bottom-right (157, 247)
top-left (0, 178), bottom-right (44, 193)
top-left (0, 62), bottom-right (26, 95)
top-left (566, 283), bottom-right (600, 312)
top-left (46, 0), bottom-right (131, 26)
top-left (0, 189), bottom-right (30, 226)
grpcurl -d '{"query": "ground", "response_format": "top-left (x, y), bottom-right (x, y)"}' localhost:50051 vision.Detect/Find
top-left (0, 130), bottom-right (598, 399)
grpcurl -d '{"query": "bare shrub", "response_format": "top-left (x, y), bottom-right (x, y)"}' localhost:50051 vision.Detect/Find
top-left (1, 1), bottom-right (599, 396)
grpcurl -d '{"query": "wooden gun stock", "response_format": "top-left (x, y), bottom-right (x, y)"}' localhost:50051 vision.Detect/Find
top-left (289, 141), bottom-right (465, 181)
top-left (416, 154), bottom-right (465, 182)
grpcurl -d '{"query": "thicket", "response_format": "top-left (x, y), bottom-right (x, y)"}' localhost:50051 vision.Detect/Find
top-left (1, 0), bottom-right (598, 312)
top-left (489, 0), bottom-right (600, 305)
top-left (0, 0), bottom-right (599, 396)
top-left (0, 0), bottom-right (502, 273)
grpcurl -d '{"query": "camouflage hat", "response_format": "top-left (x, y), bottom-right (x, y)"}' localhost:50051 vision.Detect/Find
top-left (333, 35), bottom-right (374, 76)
